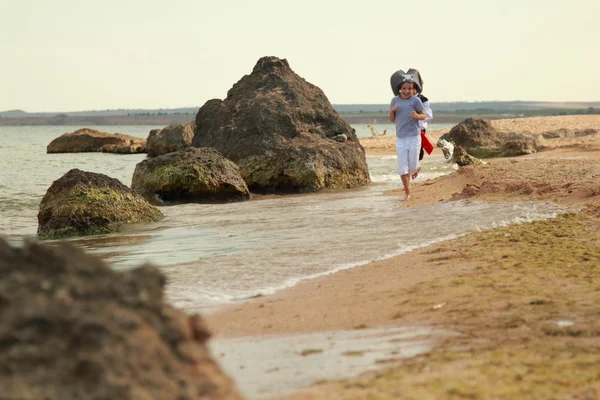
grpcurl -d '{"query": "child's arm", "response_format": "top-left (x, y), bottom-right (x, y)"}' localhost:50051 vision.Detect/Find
top-left (410, 110), bottom-right (426, 121)
top-left (389, 105), bottom-right (398, 122)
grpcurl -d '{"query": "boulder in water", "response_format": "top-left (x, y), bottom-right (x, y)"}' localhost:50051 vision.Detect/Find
top-left (131, 147), bottom-right (251, 204)
top-left (47, 128), bottom-right (146, 154)
top-left (191, 56), bottom-right (370, 193)
top-left (146, 123), bottom-right (195, 157)
top-left (38, 169), bottom-right (163, 239)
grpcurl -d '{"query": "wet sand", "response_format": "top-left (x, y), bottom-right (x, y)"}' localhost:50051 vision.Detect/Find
top-left (205, 115), bottom-right (600, 399)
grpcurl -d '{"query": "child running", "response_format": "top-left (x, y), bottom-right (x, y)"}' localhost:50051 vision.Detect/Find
top-left (389, 76), bottom-right (426, 200)
top-left (408, 69), bottom-right (434, 171)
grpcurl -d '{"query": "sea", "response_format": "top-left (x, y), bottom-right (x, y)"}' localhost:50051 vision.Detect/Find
top-left (0, 123), bottom-right (571, 310)
top-left (0, 122), bottom-right (574, 398)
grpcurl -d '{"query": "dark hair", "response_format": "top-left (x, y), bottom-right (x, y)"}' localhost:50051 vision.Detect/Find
top-left (397, 81), bottom-right (416, 91)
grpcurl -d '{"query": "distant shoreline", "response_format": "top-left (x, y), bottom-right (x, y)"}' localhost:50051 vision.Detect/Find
top-left (0, 113), bottom-right (517, 127)
top-left (1, 106), bottom-right (598, 127)
top-left (0, 114), bottom-right (195, 127)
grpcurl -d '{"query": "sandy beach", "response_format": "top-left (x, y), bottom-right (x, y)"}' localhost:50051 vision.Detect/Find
top-left (206, 115), bottom-right (600, 399)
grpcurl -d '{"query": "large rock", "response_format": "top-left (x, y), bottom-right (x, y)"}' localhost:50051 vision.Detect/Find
top-left (47, 128), bottom-right (146, 154)
top-left (131, 147), bottom-right (251, 204)
top-left (38, 169), bottom-right (163, 239)
top-left (0, 238), bottom-right (243, 400)
top-left (440, 117), bottom-right (541, 158)
top-left (191, 56), bottom-right (370, 193)
top-left (146, 123), bottom-right (195, 157)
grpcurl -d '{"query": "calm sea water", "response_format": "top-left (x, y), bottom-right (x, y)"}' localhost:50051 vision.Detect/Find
top-left (0, 124), bottom-right (570, 310)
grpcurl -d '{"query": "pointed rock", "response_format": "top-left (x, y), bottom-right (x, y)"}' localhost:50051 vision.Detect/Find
top-left (192, 56), bottom-right (370, 193)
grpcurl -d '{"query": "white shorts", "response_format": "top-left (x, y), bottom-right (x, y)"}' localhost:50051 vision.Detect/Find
top-left (396, 135), bottom-right (421, 175)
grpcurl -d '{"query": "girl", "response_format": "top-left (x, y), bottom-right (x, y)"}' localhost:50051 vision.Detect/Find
top-left (389, 79), bottom-right (426, 200)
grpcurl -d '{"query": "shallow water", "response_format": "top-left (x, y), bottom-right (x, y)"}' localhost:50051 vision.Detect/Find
top-left (69, 195), bottom-right (569, 310)
top-left (210, 326), bottom-right (458, 399)
top-left (0, 125), bottom-right (571, 311)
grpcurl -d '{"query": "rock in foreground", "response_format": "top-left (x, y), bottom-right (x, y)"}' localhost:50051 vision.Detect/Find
top-left (192, 56), bottom-right (370, 193)
top-left (38, 169), bottom-right (163, 239)
top-left (132, 147), bottom-right (251, 203)
top-left (0, 238), bottom-right (243, 400)
top-left (47, 128), bottom-right (146, 154)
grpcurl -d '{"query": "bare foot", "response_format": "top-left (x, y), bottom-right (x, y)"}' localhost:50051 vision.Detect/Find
top-left (404, 192), bottom-right (411, 201)
top-left (412, 168), bottom-right (421, 180)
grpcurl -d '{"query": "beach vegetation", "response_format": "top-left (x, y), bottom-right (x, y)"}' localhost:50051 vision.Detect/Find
top-left (297, 207), bottom-right (600, 399)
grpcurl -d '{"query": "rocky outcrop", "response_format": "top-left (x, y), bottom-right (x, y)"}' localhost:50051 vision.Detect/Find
top-left (191, 56), bottom-right (370, 193)
top-left (440, 118), bottom-right (542, 158)
top-left (131, 147), bottom-right (251, 204)
top-left (452, 146), bottom-right (485, 166)
top-left (0, 238), bottom-right (243, 400)
top-left (147, 123), bottom-right (195, 157)
top-left (38, 169), bottom-right (163, 239)
top-left (47, 128), bottom-right (146, 154)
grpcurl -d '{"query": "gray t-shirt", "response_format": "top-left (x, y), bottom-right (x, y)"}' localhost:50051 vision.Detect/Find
top-left (390, 95), bottom-right (424, 138)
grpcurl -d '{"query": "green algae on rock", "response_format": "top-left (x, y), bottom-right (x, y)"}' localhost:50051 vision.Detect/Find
top-left (131, 147), bottom-right (251, 204)
top-left (37, 169), bottom-right (163, 239)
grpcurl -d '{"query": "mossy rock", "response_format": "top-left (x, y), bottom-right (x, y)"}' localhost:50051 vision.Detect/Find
top-left (37, 169), bottom-right (163, 239)
top-left (131, 147), bottom-right (250, 203)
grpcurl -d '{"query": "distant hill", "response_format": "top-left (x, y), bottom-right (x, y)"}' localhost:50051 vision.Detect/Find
top-left (3, 101), bottom-right (600, 118)
top-left (1, 101), bottom-right (599, 126)
top-left (0, 108), bottom-right (199, 118)
top-left (0, 109), bottom-right (30, 118)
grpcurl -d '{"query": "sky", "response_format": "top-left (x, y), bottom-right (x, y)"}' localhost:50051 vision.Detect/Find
top-left (1, 0), bottom-right (599, 112)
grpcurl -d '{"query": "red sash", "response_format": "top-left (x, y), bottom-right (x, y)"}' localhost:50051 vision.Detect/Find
top-left (421, 130), bottom-right (434, 155)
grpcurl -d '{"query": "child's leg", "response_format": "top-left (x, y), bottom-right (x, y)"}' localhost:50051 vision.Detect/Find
top-left (396, 138), bottom-right (411, 200)
top-left (409, 136), bottom-right (421, 180)
top-left (401, 173), bottom-right (411, 200)
top-left (418, 129), bottom-right (426, 161)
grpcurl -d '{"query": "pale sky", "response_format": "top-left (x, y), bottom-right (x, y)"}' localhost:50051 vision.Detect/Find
top-left (1, 0), bottom-right (599, 112)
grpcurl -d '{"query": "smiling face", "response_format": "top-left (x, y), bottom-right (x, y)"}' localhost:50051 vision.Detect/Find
top-left (399, 82), bottom-right (414, 99)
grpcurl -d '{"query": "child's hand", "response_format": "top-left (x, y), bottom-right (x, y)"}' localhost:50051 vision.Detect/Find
top-left (410, 111), bottom-right (419, 119)
top-left (391, 105), bottom-right (399, 112)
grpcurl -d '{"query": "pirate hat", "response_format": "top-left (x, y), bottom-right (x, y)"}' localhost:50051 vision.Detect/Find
top-left (390, 69), bottom-right (423, 95)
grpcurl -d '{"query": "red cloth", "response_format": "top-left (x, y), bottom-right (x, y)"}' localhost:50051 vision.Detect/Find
top-left (421, 130), bottom-right (434, 155)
